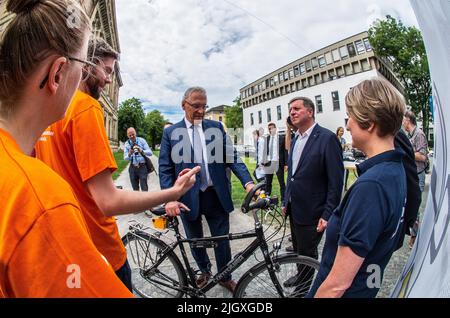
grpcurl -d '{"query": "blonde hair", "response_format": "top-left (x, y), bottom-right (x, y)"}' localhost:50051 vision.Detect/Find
top-left (0, 0), bottom-right (90, 116)
top-left (345, 78), bottom-right (406, 137)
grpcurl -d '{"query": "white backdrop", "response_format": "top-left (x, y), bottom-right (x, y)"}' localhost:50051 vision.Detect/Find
top-left (392, 0), bottom-right (450, 298)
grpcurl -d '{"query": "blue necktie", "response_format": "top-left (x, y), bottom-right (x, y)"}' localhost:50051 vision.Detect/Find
top-left (192, 125), bottom-right (209, 192)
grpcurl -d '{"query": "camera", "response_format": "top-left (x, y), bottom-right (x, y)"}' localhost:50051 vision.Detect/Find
top-left (133, 145), bottom-right (140, 154)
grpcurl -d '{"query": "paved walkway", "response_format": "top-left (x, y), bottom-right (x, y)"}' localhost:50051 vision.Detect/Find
top-left (114, 157), bottom-right (430, 298)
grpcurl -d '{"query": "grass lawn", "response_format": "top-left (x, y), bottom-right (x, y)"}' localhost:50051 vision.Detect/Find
top-left (112, 150), bottom-right (129, 181)
top-left (231, 156), bottom-right (357, 207)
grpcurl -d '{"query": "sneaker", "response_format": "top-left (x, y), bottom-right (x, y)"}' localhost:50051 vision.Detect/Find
top-left (196, 272), bottom-right (212, 288)
top-left (219, 280), bottom-right (237, 293)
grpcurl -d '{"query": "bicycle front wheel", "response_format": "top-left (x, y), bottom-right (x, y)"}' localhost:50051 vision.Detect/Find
top-left (122, 232), bottom-right (187, 298)
top-left (234, 254), bottom-right (320, 298)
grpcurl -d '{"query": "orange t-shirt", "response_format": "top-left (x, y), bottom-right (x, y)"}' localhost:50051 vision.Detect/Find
top-left (35, 90), bottom-right (126, 271)
top-left (0, 128), bottom-right (132, 297)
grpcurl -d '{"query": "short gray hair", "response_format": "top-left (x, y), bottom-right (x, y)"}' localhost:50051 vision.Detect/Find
top-left (88, 36), bottom-right (120, 62)
top-left (182, 87), bottom-right (207, 105)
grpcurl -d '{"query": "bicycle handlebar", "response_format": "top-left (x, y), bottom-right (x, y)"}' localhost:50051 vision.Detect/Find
top-left (241, 182), bottom-right (278, 214)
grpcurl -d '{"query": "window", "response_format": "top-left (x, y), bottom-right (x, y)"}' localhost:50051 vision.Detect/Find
top-left (325, 52), bottom-right (333, 65)
top-left (318, 55), bottom-right (326, 68)
top-left (339, 46), bottom-right (349, 59)
top-left (267, 108), bottom-right (272, 122)
top-left (258, 111), bottom-right (262, 124)
top-left (305, 60), bottom-right (312, 72)
top-left (355, 40), bottom-right (365, 54)
top-left (363, 38), bottom-right (372, 51)
top-left (332, 91), bottom-right (340, 111)
top-left (289, 68), bottom-right (294, 79)
top-left (294, 66), bottom-right (300, 77)
top-left (277, 105), bottom-right (282, 121)
top-left (279, 72), bottom-right (284, 83)
top-left (273, 75), bottom-right (278, 85)
top-left (315, 95), bottom-right (323, 113)
top-left (250, 113), bottom-right (254, 125)
top-left (300, 63), bottom-right (306, 74)
top-left (347, 43), bottom-right (356, 57)
top-left (284, 71), bottom-right (289, 81)
top-left (332, 49), bottom-right (341, 62)
top-left (311, 58), bottom-right (319, 69)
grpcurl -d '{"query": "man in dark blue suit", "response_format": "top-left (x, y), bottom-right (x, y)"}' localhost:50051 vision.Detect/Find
top-left (159, 87), bottom-right (254, 293)
top-left (283, 97), bottom-right (344, 288)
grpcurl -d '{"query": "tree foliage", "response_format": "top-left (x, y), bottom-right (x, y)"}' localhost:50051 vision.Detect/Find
top-left (144, 110), bottom-right (166, 149)
top-left (118, 98), bottom-right (146, 142)
top-left (225, 97), bottom-right (243, 129)
top-left (368, 15), bottom-right (432, 137)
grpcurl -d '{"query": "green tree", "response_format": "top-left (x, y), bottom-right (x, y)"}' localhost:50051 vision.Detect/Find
top-left (369, 15), bottom-right (432, 138)
top-left (118, 98), bottom-right (145, 142)
top-left (144, 110), bottom-right (166, 149)
top-left (225, 97), bottom-right (243, 129)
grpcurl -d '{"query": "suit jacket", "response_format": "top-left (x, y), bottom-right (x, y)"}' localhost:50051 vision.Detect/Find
top-left (285, 124), bottom-right (344, 225)
top-left (159, 119), bottom-right (252, 221)
top-left (394, 130), bottom-right (421, 250)
top-left (264, 134), bottom-right (288, 168)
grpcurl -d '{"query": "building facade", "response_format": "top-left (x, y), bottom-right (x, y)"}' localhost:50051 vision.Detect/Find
top-left (240, 31), bottom-right (403, 145)
top-left (0, 0), bottom-right (122, 150)
top-left (205, 105), bottom-right (229, 129)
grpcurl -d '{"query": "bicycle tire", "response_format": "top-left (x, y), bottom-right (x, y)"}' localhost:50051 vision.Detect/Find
top-left (122, 232), bottom-right (188, 298)
top-left (234, 254), bottom-right (320, 298)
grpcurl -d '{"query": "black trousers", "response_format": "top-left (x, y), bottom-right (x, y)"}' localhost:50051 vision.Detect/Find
top-left (129, 164), bottom-right (149, 191)
top-left (288, 213), bottom-right (324, 295)
top-left (265, 166), bottom-right (286, 202)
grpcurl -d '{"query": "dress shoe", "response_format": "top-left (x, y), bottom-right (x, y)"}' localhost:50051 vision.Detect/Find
top-left (196, 272), bottom-right (212, 288)
top-left (219, 279), bottom-right (237, 293)
top-left (285, 245), bottom-right (294, 252)
top-left (283, 274), bottom-right (302, 288)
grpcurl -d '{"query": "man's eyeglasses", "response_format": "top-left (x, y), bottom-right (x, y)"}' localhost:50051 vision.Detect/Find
top-left (39, 56), bottom-right (97, 89)
top-left (185, 100), bottom-right (208, 110)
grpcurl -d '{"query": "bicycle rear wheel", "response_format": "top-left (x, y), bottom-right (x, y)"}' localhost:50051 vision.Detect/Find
top-left (122, 232), bottom-right (187, 298)
top-left (234, 254), bottom-right (320, 298)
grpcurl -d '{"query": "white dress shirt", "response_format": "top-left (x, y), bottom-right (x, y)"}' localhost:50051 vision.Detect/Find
top-left (291, 123), bottom-right (317, 174)
top-left (184, 118), bottom-right (213, 188)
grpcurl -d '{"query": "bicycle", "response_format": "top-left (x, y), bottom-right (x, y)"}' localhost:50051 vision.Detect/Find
top-left (122, 182), bottom-right (320, 298)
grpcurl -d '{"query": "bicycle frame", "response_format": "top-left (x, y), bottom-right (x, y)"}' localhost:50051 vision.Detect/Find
top-left (139, 209), bottom-right (286, 297)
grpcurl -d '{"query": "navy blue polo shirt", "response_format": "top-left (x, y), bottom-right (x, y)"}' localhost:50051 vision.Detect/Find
top-left (308, 150), bottom-right (406, 298)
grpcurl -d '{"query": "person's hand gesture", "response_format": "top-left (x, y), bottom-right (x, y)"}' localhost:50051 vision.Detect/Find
top-left (165, 201), bottom-right (190, 217)
top-left (317, 218), bottom-right (328, 233)
top-left (173, 167), bottom-right (201, 197)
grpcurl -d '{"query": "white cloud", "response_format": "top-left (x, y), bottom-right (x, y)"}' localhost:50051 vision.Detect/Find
top-left (116, 0), bottom-right (418, 122)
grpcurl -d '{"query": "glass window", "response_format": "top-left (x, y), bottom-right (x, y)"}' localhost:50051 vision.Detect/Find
top-left (300, 63), bottom-right (306, 74)
top-left (279, 73), bottom-right (284, 83)
top-left (284, 71), bottom-right (289, 81)
top-left (363, 38), bottom-right (372, 51)
top-left (325, 52), bottom-right (333, 65)
top-left (250, 113), bottom-right (254, 126)
top-left (311, 58), bottom-right (318, 69)
top-left (355, 40), bottom-right (365, 54)
top-left (332, 49), bottom-right (341, 62)
top-left (315, 95), bottom-right (323, 113)
top-left (294, 66), bottom-right (300, 77)
top-left (289, 68), bottom-right (294, 79)
top-left (305, 60), bottom-right (312, 72)
top-left (339, 46), bottom-right (348, 59)
top-left (318, 55), bottom-right (326, 68)
top-left (347, 43), bottom-right (356, 57)
top-left (273, 75), bottom-right (278, 85)
top-left (267, 108), bottom-right (272, 122)
top-left (277, 105), bottom-right (282, 121)
top-left (258, 111), bottom-right (262, 124)
top-left (332, 91), bottom-right (340, 111)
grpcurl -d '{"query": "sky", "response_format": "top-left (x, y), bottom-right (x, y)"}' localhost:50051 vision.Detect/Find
top-left (115, 0), bottom-right (419, 123)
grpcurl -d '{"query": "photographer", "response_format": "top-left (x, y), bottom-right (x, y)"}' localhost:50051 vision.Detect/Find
top-left (124, 127), bottom-right (153, 192)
